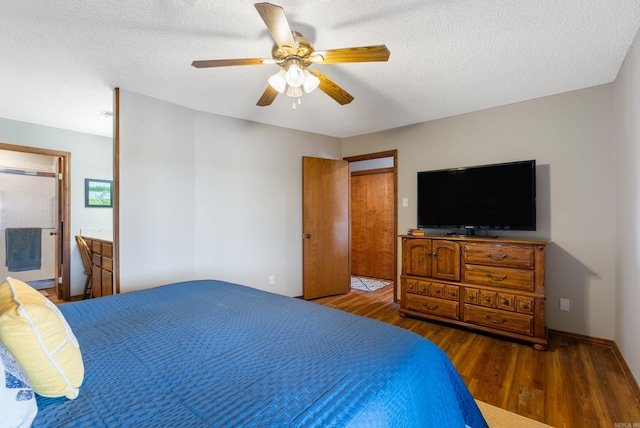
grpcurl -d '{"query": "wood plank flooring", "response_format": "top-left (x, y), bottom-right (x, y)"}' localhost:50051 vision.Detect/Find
top-left (312, 285), bottom-right (640, 427)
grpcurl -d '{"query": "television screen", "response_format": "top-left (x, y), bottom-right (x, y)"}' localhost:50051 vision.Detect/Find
top-left (417, 160), bottom-right (536, 231)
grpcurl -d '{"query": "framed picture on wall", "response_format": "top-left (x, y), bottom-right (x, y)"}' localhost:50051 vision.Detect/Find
top-left (85, 178), bottom-right (112, 207)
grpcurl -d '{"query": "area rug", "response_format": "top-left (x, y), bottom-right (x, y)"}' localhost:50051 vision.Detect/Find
top-left (350, 276), bottom-right (391, 292)
top-left (476, 400), bottom-right (552, 428)
top-left (27, 278), bottom-right (56, 290)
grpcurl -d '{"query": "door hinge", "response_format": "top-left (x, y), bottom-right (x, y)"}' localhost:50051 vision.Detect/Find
top-left (58, 173), bottom-right (63, 180)
top-left (58, 277), bottom-right (63, 284)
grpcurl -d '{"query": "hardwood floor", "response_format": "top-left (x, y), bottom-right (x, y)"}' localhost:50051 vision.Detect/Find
top-left (43, 287), bottom-right (81, 305)
top-left (313, 285), bottom-right (640, 427)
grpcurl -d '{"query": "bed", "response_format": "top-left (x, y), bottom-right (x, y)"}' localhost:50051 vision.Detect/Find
top-left (24, 279), bottom-right (486, 427)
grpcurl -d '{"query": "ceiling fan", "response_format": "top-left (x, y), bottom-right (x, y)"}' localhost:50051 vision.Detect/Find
top-left (191, 2), bottom-right (390, 108)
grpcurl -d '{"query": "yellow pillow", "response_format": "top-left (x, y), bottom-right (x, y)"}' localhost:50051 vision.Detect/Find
top-left (0, 277), bottom-right (84, 399)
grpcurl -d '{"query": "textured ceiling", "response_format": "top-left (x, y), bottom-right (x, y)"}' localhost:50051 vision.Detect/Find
top-left (1, 1), bottom-right (639, 139)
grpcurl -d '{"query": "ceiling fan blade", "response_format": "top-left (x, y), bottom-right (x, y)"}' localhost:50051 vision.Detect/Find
top-left (192, 58), bottom-right (272, 68)
top-left (308, 69), bottom-right (354, 105)
top-left (257, 85), bottom-right (279, 106)
top-left (309, 45), bottom-right (390, 64)
top-left (254, 2), bottom-right (296, 49)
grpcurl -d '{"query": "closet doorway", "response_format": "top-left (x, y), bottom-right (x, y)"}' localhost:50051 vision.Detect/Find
top-left (0, 143), bottom-right (71, 300)
top-left (345, 150), bottom-right (397, 300)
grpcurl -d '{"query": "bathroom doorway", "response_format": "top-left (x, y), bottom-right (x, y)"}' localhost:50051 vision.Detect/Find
top-left (0, 144), bottom-right (71, 300)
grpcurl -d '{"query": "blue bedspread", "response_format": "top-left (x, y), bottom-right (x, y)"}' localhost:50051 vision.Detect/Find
top-left (34, 280), bottom-right (487, 427)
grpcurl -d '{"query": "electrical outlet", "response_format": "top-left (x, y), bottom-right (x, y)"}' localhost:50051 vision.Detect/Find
top-left (269, 275), bottom-right (275, 285)
top-left (560, 298), bottom-right (570, 311)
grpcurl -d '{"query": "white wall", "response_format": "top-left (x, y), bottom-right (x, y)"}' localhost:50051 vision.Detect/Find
top-left (0, 117), bottom-right (113, 295)
top-left (193, 111), bottom-right (342, 296)
top-left (118, 90), bottom-right (341, 296)
top-left (118, 90), bottom-right (197, 291)
top-left (342, 85), bottom-right (616, 340)
top-left (613, 28), bottom-right (640, 382)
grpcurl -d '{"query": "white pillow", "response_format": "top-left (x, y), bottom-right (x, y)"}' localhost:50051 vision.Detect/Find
top-left (0, 341), bottom-right (37, 428)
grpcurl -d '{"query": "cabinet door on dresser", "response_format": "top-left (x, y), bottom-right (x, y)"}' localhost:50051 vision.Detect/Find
top-left (431, 240), bottom-right (461, 281)
top-left (403, 238), bottom-right (433, 277)
top-left (402, 238), bottom-right (460, 281)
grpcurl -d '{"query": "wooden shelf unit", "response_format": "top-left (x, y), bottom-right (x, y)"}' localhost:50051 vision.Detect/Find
top-left (399, 235), bottom-right (549, 349)
top-left (87, 238), bottom-right (114, 298)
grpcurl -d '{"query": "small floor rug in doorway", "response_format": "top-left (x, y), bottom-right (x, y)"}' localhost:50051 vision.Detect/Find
top-left (27, 278), bottom-right (56, 290)
top-left (350, 276), bottom-right (391, 292)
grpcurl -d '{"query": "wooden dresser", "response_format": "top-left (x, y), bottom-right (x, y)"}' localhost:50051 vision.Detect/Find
top-left (86, 238), bottom-right (114, 298)
top-left (399, 235), bottom-right (549, 349)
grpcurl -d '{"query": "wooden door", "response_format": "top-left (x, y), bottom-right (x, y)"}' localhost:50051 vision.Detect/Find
top-left (366, 172), bottom-right (394, 279)
top-left (302, 157), bottom-right (350, 299)
top-left (350, 172), bottom-right (394, 280)
top-left (350, 175), bottom-right (367, 276)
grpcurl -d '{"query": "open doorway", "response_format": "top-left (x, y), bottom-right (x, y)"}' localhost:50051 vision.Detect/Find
top-left (0, 144), bottom-right (71, 300)
top-left (344, 150), bottom-right (398, 301)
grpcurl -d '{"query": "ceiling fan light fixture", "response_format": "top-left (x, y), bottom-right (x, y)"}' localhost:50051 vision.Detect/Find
top-left (286, 85), bottom-right (303, 98)
top-left (268, 70), bottom-right (287, 93)
top-left (302, 70), bottom-right (320, 93)
top-left (285, 63), bottom-right (305, 87)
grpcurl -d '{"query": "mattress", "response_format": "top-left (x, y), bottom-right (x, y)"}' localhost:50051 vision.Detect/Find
top-left (34, 280), bottom-right (487, 427)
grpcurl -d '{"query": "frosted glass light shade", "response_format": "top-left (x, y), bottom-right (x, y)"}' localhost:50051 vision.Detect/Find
top-left (286, 85), bottom-right (303, 98)
top-left (285, 64), bottom-right (305, 87)
top-left (268, 70), bottom-right (287, 93)
top-left (302, 71), bottom-right (320, 93)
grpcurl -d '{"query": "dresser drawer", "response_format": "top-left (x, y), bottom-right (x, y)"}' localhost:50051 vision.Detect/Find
top-left (516, 296), bottom-right (534, 314)
top-left (405, 294), bottom-right (459, 320)
top-left (464, 287), bottom-right (479, 304)
top-left (417, 280), bottom-right (430, 295)
top-left (479, 290), bottom-right (496, 307)
top-left (464, 264), bottom-right (535, 291)
top-left (430, 282), bottom-right (445, 298)
top-left (497, 293), bottom-right (515, 312)
top-left (463, 305), bottom-right (533, 336)
top-left (102, 243), bottom-right (113, 258)
top-left (444, 284), bottom-right (459, 301)
top-left (404, 278), bottom-right (419, 294)
top-left (464, 243), bottom-right (535, 269)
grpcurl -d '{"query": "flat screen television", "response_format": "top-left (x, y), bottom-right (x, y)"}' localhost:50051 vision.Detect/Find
top-left (417, 160), bottom-right (536, 232)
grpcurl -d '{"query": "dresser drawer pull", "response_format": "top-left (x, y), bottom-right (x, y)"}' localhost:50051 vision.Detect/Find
top-left (423, 303), bottom-right (439, 310)
top-left (484, 296), bottom-right (492, 302)
top-left (486, 252), bottom-right (508, 261)
top-left (502, 299), bottom-right (510, 305)
top-left (449, 291), bottom-right (457, 297)
top-left (521, 303), bottom-right (530, 310)
top-left (485, 315), bottom-right (508, 324)
top-left (487, 273), bottom-right (508, 281)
